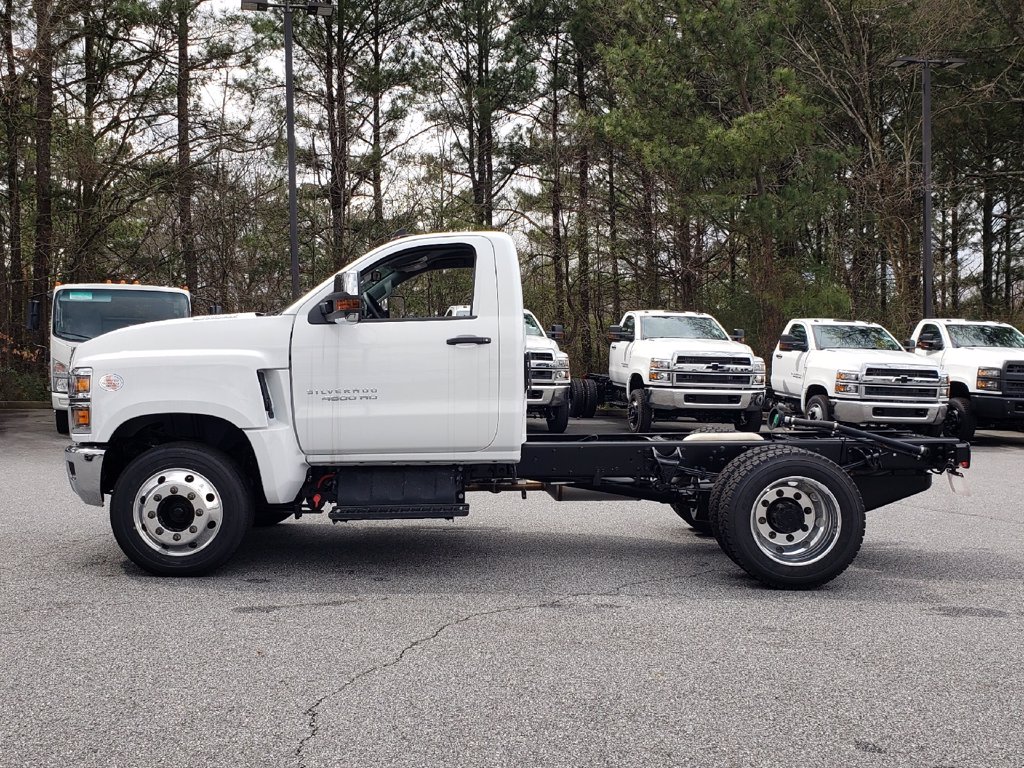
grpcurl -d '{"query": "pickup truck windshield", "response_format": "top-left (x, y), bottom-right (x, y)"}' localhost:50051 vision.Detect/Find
top-left (641, 316), bottom-right (727, 340)
top-left (524, 312), bottom-right (545, 337)
top-left (813, 325), bottom-right (901, 351)
top-left (946, 324), bottom-right (1024, 348)
top-left (54, 289), bottom-right (190, 342)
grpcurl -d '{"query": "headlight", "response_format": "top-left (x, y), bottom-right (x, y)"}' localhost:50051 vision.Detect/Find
top-left (52, 360), bottom-right (68, 393)
top-left (977, 367), bottom-right (1001, 379)
top-left (555, 353), bottom-right (570, 369)
top-left (836, 370), bottom-right (860, 382)
top-left (70, 367), bottom-right (93, 400)
top-left (835, 383), bottom-right (859, 394)
top-left (649, 359), bottom-right (672, 371)
top-left (753, 374), bottom-right (765, 385)
top-left (977, 366), bottom-right (1000, 391)
top-left (752, 357), bottom-right (766, 374)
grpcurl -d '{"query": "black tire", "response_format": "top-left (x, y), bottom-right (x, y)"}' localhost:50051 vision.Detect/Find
top-left (943, 396), bottom-right (975, 441)
top-left (110, 442), bottom-right (254, 576)
top-left (55, 409), bottom-right (69, 435)
top-left (670, 502), bottom-right (713, 534)
top-left (804, 394), bottom-right (831, 421)
top-left (709, 445), bottom-right (865, 589)
top-left (627, 388), bottom-right (653, 433)
top-left (734, 408), bottom-right (763, 433)
top-left (568, 379), bottom-right (585, 418)
top-left (546, 403), bottom-right (569, 433)
top-left (580, 378), bottom-right (599, 418)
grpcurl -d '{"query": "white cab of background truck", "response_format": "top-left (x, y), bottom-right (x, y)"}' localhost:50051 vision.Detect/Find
top-left (45, 283), bottom-right (191, 434)
top-left (606, 310), bottom-right (766, 432)
top-left (772, 318), bottom-right (948, 429)
top-left (911, 319), bottom-right (1024, 440)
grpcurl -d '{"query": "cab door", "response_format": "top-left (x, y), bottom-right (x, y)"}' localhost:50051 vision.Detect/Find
top-left (773, 322), bottom-right (810, 397)
top-left (608, 313), bottom-right (636, 385)
top-left (290, 236), bottom-right (500, 458)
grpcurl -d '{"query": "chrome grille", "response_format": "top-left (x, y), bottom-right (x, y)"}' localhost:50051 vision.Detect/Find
top-left (863, 385), bottom-right (938, 399)
top-left (675, 355), bottom-right (749, 366)
top-left (675, 373), bottom-right (751, 386)
top-left (863, 367), bottom-right (939, 380)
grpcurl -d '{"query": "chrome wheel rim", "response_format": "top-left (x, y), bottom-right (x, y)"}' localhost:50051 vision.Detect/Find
top-left (133, 468), bottom-right (224, 556)
top-left (750, 476), bottom-right (841, 566)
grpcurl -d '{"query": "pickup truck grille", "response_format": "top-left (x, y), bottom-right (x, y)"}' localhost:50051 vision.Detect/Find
top-left (674, 372), bottom-right (751, 386)
top-left (863, 385), bottom-right (938, 399)
top-left (530, 370), bottom-right (554, 381)
top-left (863, 367), bottom-right (939, 380)
top-left (1006, 362), bottom-right (1024, 375)
top-left (529, 351), bottom-right (554, 362)
top-left (676, 355), bottom-right (749, 366)
top-left (1004, 361), bottom-right (1024, 396)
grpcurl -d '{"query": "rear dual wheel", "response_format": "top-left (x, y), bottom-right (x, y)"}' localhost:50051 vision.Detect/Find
top-left (709, 446), bottom-right (865, 589)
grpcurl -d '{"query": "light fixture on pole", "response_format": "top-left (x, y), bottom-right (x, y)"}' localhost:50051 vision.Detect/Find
top-left (890, 56), bottom-right (966, 318)
top-left (240, 0), bottom-right (336, 299)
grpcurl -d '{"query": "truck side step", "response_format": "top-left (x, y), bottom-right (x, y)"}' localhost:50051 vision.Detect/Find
top-left (328, 504), bottom-right (470, 522)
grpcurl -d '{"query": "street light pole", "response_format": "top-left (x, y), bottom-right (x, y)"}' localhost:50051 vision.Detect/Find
top-left (283, 5), bottom-right (300, 299)
top-left (240, 1), bottom-right (335, 300)
top-left (890, 56), bottom-right (966, 318)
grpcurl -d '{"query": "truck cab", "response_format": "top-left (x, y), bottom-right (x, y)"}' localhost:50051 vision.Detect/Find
top-left (42, 283), bottom-right (191, 434)
top-left (772, 319), bottom-right (948, 429)
top-left (602, 310), bottom-right (766, 432)
top-left (910, 319), bottom-right (1024, 439)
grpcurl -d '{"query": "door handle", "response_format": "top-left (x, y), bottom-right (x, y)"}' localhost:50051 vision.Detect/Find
top-left (447, 335), bottom-right (491, 345)
top-left (775, 354), bottom-right (783, 359)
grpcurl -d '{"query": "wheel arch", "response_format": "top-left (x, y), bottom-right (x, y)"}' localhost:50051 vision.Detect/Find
top-left (102, 413), bottom-right (265, 505)
top-left (949, 380), bottom-right (971, 399)
top-left (628, 372), bottom-right (646, 395)
top-left (803, 384), bottom-right (830, 411)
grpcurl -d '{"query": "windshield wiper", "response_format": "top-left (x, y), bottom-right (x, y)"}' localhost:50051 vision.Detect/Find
top-left (57, 331), bottom-right (92, 341)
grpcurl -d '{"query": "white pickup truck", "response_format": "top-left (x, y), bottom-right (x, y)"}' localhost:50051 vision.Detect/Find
top-left (587, 310), bottom-right (766, 432)
top-left (771, 319), bottom-right (948, 429)
top-left (910, 319), bottom-right (1024, 440)
top-left (61, 231), bottom-right (969, 589)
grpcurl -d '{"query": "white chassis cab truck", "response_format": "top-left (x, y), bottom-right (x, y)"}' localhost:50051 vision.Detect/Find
top-left (586, 310), bottom-right (766, 433)
top-left (523, 310), bottom-right (571, 433)
top-left (910, 319), bottom-right (1024, 440)
top-left (63, 232), bottom-right (970, 589)
top-left (771, 319), bottom-right (948, 430)
top-left (29, 283), bottom-right (191, 434)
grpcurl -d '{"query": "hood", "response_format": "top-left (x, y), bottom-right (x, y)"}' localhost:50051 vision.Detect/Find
top-left (72, 313), bottom-right (294, 369)
top-left (525, 335), bottom-right (561, 354)
top-left (639, 337), bottom-right (756, 358)
top-left (944, 346), bottom-right (1024, 367)
top-left (816, 348), bottom-right (939, 370)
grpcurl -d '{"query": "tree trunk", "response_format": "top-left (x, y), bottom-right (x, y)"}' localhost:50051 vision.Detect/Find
top-left (32, 0), bottom-right (54, 341)
top-left (178, 0), bottom-right (197, 296)
top-left (3, 0), bottom-right (22, 336)
top-left (549, 36), bottom-right (566, 325)
top-left (574, 52), bottom-right (592, 371)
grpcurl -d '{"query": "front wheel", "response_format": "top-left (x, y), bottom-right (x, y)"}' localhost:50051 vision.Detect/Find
top-left (55, 409), bottom-right (69, 435)
top-left (546, 403), bottom-right (569, 433)
top-left (110, 442), bottom-right (254, 576)
top-left (734, 408), bottom-right (763, 433)
top-left (943, 396), bottom-right (975, 441)
top-left (627, 388), bottom-right (653, 433)
top-left (710, 445), bottom-right (865, 589)
top-left (804, 394), bottom-right (831, 421)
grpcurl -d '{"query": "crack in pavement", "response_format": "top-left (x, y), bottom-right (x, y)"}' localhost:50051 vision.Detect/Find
top-left (292, 570), bottom-right (710, 767)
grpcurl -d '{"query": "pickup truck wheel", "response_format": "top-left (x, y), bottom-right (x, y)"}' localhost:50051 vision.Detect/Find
top-left (580, 378), bottom-right (599, 418)
top-left (670, 502), bottom-right (713, 534)
top-left (568, 379), bottom-right (584, 418)
top-left (943, 397), bottom-right (975, 441)
top-left (734, 408), bottom-right (763, 432)
top-left (546, 403), bottom-right (569, 433)
top-left (710, 446), bottom-right (865, 589)
top-left (55, 410), bottom-right (69, 435)
top-left (805, 394), bottom-right (831, 421)
top-left (110, 442), bottom-right (254, 576)
top-left (627, 388), bottom-right (653, 433)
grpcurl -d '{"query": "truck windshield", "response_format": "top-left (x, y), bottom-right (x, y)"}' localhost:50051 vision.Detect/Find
top-left (641, 316), bottom-right (727, 340)
top-left (946, 324), bottom-right (1024, 348)
top-left (523, 312), bottom-right (545, 337)
top-left (53, 289), bottom-right (190, 342)
top-left (813, 325), bottom-right (901, 351)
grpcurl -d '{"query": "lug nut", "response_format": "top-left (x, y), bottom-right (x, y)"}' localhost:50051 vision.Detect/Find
top-left (187, 493), bottom-right (196, 500)
top-left (768, 531), bottom-right (776, 539)
top-left (173, 533), bottom-right (181, 541)
top-left (147, 511), bottom-right (156, 519)
top-left (170, 486), bottom-right (178, 494)
top-left (758, 517), bottom-right (767, 525)
top-left (196, 510), bottom-right (204, 516)
top-left (155, 527), bottom-right (164, 535)
top-left (154, 494), bottom-right (162, 501)
top-left (189, 526), bottom-right (197, 533)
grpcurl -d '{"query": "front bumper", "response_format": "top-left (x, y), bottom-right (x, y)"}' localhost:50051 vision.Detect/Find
top-left (971, 394), bottom-right (1024, 421)
top-left (51, 392), bottom-right (69, 411)
top-left (832, 399), bottom-right (946, 425)
top-left (65, 444), bottom-right (106, 506)
top-left (527, 384), bottom-right (569, 408)
top-left (647, 387), bottom-right (764, 411)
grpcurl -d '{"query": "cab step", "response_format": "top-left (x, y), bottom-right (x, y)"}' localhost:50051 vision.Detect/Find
top-left (327, 504), bottom-right (469, 522)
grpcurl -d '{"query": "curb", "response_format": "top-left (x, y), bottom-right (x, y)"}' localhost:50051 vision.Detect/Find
top-left (0, 401), bottom-right (50, 410)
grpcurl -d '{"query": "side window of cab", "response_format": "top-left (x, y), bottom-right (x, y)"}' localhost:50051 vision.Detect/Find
top-left (787, 323), bottom-right (808, 347)
top-left (358, 244), bottom-right (476, 321)
top-left (622, 315), bottom-right (636, 340)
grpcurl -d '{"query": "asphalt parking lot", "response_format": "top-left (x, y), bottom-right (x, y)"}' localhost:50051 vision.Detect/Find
top-left (1, 409), bottom-right (1022, 768)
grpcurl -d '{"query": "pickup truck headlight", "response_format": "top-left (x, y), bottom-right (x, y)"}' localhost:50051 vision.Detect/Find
top-left (835, 383), bottom-right (859, 394)
top-left (977, 367), bottom-right (1001, 391)
top-left (939, 374), bottom-right (950, 398)
top-left (836, 370), bottom-right (860, 382)
top-left (555, 353), bottom-right (570, 380)
top-left (752, 358), bottom-right (766, 374)
top-left (649, 358), bottom-right (673, 382)
top-left (52, 360), bottom-right (68, 393)
top-left (70, 367), bottom-right (92, 400)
